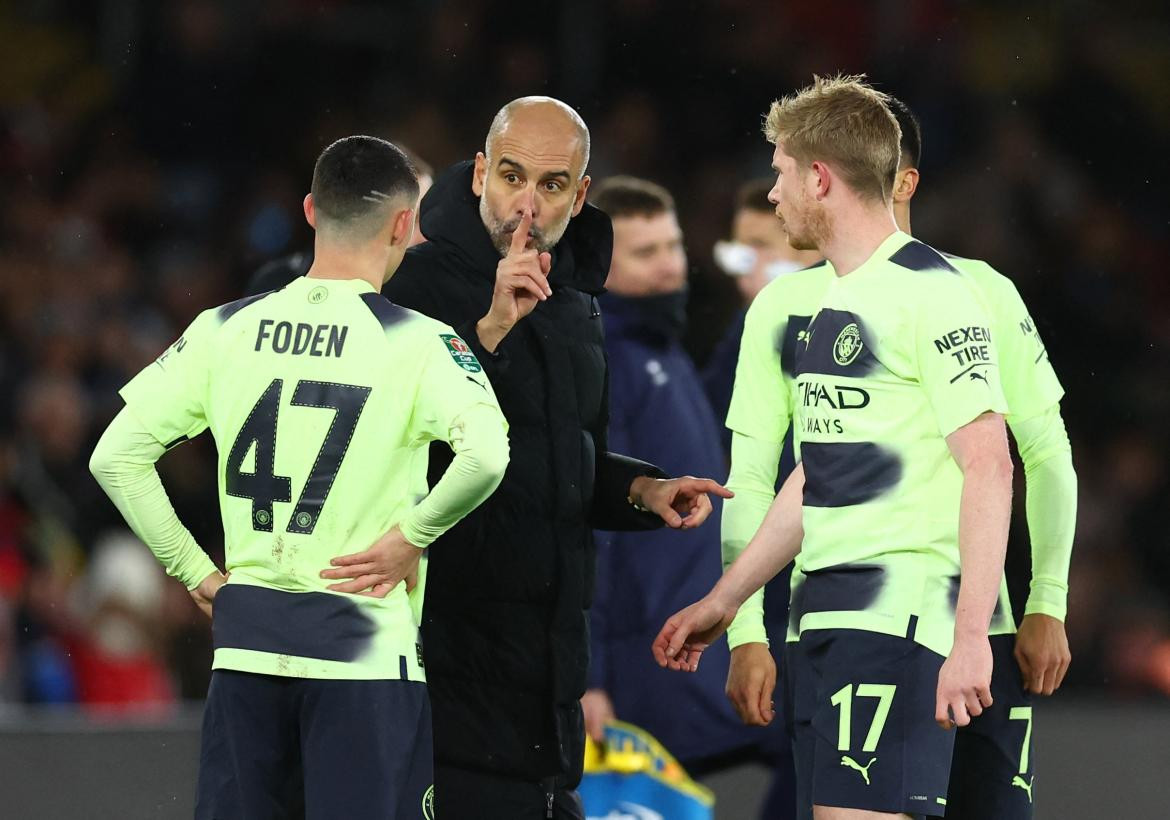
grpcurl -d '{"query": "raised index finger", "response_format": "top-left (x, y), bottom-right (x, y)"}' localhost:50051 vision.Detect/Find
top-left (509, 210), bottom-right (533, 255)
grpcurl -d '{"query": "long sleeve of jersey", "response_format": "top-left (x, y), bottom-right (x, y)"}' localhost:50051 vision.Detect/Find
top-left (89, 407), bottom-right (220, 590)
top-left (1009, 404), bottom-right (1077, 621)
top-left (723, 432), bottom-right (784, 649)
top-left (399, 402), bottom-right (509, 548)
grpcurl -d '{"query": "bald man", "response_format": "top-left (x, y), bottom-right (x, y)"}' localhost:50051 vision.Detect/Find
top-left (324, 98), bottom-right (729, 818)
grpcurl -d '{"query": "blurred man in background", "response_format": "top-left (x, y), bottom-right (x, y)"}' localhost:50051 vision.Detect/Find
top-left (584, 176), bottom-right (796, 817)
top-left (703, 179), bottom-right (821, 438)
top-left (320, 97), bottom-right (730, 819)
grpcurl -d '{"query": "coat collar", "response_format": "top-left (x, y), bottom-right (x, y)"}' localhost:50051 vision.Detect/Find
top-left (418, 160), bottom-right (612, 296)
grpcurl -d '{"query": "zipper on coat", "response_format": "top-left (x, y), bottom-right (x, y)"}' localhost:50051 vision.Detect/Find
top-left (542, 776), bottom-right (556, 818)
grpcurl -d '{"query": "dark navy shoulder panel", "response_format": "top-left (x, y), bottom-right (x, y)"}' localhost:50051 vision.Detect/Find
top-left (779, 314), bottom-right (814, 377)
top-left (360, 292), bottom-right (411, 330)
top-left (798, 308), bottom-right (880, 378)
top-left (217, 289), bottom-right (277, 323)
top-left (889, 240), bottom-right (959, 274)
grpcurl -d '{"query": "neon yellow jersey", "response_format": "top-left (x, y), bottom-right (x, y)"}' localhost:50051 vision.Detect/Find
top-left (726, 263), bottom-right (833, 445)
top-left (726, 244), bottom-right (1064, 648)
top-left (120, 275), bottom-right (502, 680)
top-left (792, 231), bottom-right (1008, 656)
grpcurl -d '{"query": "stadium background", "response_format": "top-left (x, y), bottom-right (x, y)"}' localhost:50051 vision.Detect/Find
top-left (0, 1), bottom-right (1167, 817)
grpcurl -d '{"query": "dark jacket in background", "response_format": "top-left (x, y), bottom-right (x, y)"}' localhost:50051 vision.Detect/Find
top-left (701, 306), bottom-right (746, 454)
top-left (589, 292), bottom-right (762, 764)
top-left (246, 250), bottom-right (312, 296)
top-left (383, 162), bottom-right (666, 788)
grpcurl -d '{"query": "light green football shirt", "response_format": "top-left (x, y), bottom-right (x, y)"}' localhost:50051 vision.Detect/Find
top-left (725, 248), bottom-right (1066, 648)
top-left (791, 231), bottom-right (1009, 657)
top-left (120, 275), bottom-right (502, 681)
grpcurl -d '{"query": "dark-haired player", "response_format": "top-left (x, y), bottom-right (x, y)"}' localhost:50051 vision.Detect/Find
top-left (91, 136), bottom-right (510, 819)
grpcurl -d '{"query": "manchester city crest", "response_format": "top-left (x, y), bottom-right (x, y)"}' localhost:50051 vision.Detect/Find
top-left (422, 784), bottom-right (435, 819)
top-left (833, 323), bottom-right (863, 366)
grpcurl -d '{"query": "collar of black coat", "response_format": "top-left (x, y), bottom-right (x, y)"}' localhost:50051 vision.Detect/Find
top-left (417, 160), bottom-right (613, 296)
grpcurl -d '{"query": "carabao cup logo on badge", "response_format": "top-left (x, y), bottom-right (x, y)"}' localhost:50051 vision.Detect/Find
top-left (440, 333), bottom-right (482, 373)
top-left (421, 784), bottom-right (435, 819)
top-left (833, 323), bottom-right (863, 366)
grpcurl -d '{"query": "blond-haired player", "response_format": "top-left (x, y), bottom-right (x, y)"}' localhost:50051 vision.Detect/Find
top-left (654, 76), bottom-right (1014, 819)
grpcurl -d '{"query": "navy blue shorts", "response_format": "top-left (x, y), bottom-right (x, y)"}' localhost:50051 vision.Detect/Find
top-left (785, 628), bottom-right (955, 818)
top-left (195, 670), bottom-right (433, 820)
top-left (943, 633), bottom-right (1035, 819)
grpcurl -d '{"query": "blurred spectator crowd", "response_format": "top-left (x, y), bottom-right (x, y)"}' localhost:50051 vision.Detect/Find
top-left (0, 1), bottom-right (1167, 711)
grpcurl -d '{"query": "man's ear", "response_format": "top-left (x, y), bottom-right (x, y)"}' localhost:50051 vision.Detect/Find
top-left (472, 152), bottom-right (487, 197)
top-left (809, 161), bottom-right (831, 200)
top-left (304, 193), bottom-right (316, 229)
top-left (571, 175), bottom-right (591, 217)
top-left (893, 167), bottom-right (920, 204)
top-left (391, 207), bottom-right (415, 247)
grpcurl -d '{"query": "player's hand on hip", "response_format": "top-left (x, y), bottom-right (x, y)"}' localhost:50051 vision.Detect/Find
top-left (652, 592), bottom-right (736, 672)
top-left (726, 642), bottom-right (777, 726)
top-left (935, 632), bottom-right (994, 729)
top-left (1014, 613), bottom-right (1071, 696)
top-left (320, 526), bottom-right (422, 598)
top-left (190, 570), bottom-right (228, 619)
top-left (581, 688), bottom-right (616, 743)
top-left (477, 210), bottom-right (552, 351)
top-left (629, 475), bottom-right (734, 529)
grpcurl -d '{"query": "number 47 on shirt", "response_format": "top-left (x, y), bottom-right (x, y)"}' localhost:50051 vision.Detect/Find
top-left (226, 378), bottom-right (371, 535)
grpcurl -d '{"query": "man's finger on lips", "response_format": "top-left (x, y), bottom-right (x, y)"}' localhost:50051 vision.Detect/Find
top-left (509, 211), bottom-right (533, 254)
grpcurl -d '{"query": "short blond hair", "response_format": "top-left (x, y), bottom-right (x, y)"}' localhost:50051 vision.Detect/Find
top-left (763, 74), bottom-right (901, 202)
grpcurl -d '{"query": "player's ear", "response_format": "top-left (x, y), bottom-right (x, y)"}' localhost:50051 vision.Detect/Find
top-left (391, 207), bottom-right (415, 248)
top-left (894, 167), bottom-right (920, 204)
top-left (810, 161), bottom-right (831, 200)
top-left (571, 175), bottom-right (591, 217)
top-left (472, 152), bottom-right (487, 197)
top-left (304, 194), bottom-right (316, 229)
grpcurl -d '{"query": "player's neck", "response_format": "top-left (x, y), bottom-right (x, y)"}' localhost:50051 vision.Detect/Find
top-left (306, 241), bottom-right (389, 292)
top-left (821, 203), bottom-right (899, 277)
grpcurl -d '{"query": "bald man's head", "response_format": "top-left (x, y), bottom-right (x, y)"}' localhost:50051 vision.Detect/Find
top-left (473, 97), bottom-right (593, 256)
top-left (485, 96), bottom-right (590, 180)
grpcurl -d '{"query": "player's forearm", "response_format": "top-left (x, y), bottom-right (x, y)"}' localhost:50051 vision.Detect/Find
top-left (723, 433), bottom-right (783, 648)
top-left (953, 452), bottom-right (1014, 638)
top-left (89, 407), bottom-right (219, 589)
top-left (399, 403), bottom-right (509, 547)
top-left (1011, 406), bottom-right (1077, 621)
top-left (713, 463), bottom-right (803, 611)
